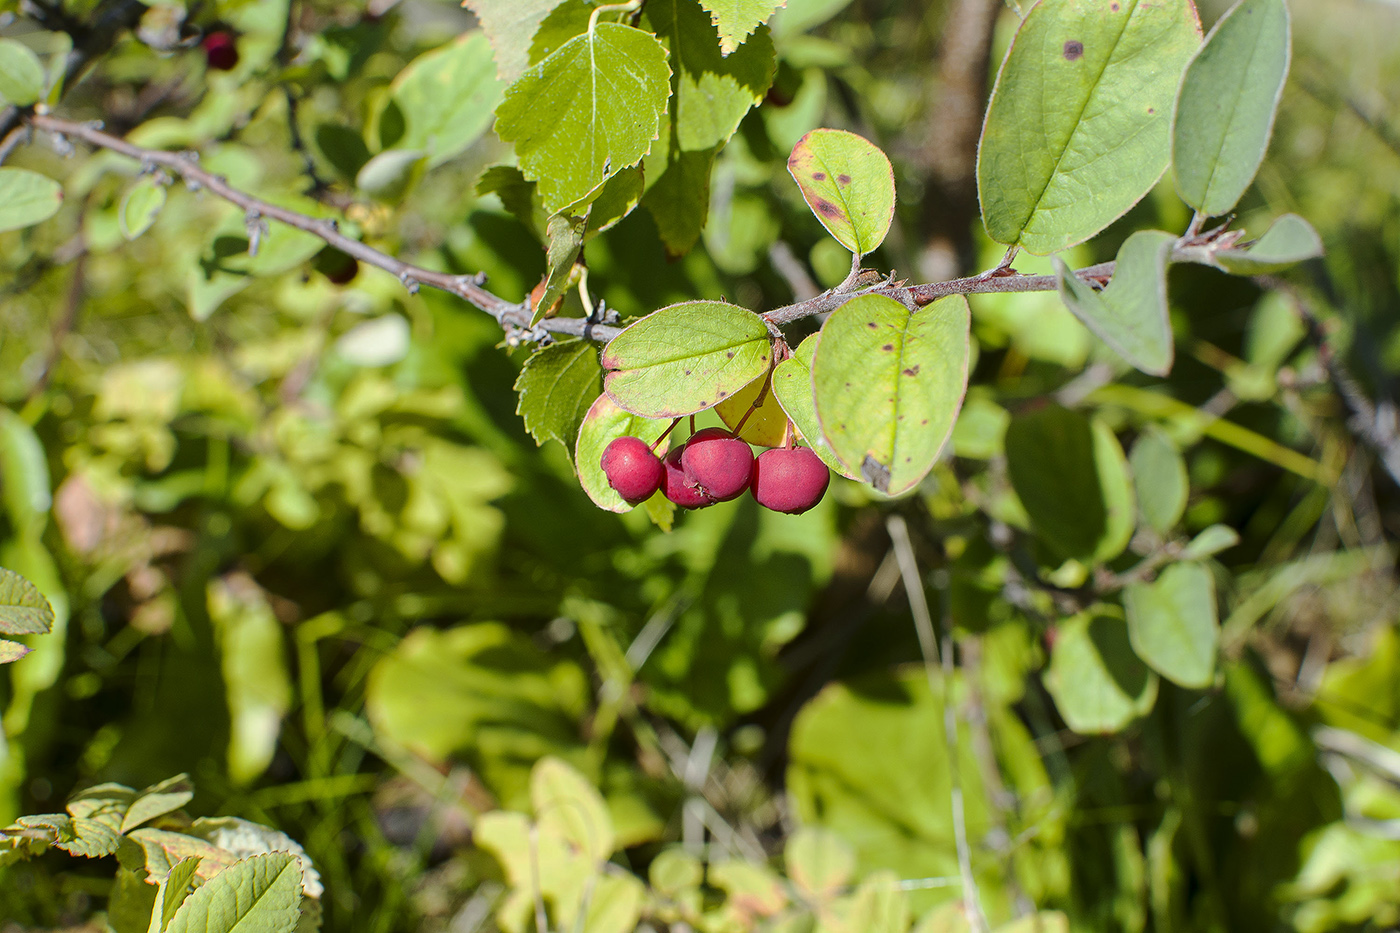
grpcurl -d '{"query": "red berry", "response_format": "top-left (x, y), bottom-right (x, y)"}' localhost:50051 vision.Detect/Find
top-left (600, 436), bottom-right (663, 505)
top-left (681, 428), bottom-right (753, 502)
top-left (203, 32), bottom-right (239, 71)
top-left (751, 447), bottom-right (830, 514)
top-left (661, 447), bottom-right (716, 509)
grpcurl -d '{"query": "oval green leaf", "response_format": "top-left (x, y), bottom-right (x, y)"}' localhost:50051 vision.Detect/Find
top-left (1004, 406), bottom-right (1135, 564)
top-left (120, 178), bottom-right (168, 241)
top-left (1181, 523), bottom-right (1239, 559)
top-left (1124, 561), bottom-right (1219, 688)
top-left (0, 566), bottom-right (55, 636)
top-left (788, 129), bottom-right (896, 258)
top-left (165, 852), bottom-right (303, 933)
top-left (0, 39), bottom-right (45, 106)
top-left (575, 393), bottom-right (673, 512)
top-left (602, 300), bottom-right (772, 418)
top-left (1129, 426), bottom-right (1187, 534)
top-left (1214, 213), bottom-right (1322, 275)
top-left (1055, 230), bottom-right (1176, 375)
top-left (978, 0), bottom-right (1202, 255)
top-left (390, 31), bottom-right (503, 167)
top-left (770, 334), bottom-right (858, 478)
top-left (1044, 612), bottom-right (1158, 734)
top-left (811, 293), bottom-right (970, 495)
top-left (0, 167), bottom-right (63, 233)
top-left (1172, 0), bottom-right (1290, 217)
top-left (495, 23), bottom-right (671, 214)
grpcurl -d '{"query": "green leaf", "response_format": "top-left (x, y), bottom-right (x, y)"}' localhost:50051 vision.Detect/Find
top-left (0, 408), bottom-right (52, 533)
top-left (645, 0), bottom-right (776, 151)
top-left (531, 756), bottom-right (615, 861)
top-left (127, 828), bottom-right (238, 884)
top-left (123, 775), bottom-right (195, 834)
top-left (187, 818), bottom-right (322, 899)
top-left (514, 339), bottom-right (603, 460)
top-left (1214, 213), bottom-right (1323, 275)
top-left (1054, 230), bottom-right (1177, 375)
top-left (15, 813), bottom-right (123, 858)
top-left (850, 872), bottom-right (909, 933)
top-left (1181, 523), bottom-right (1239, 560)
top-left (165, 853), bottom-right (302, 933)
top-left (770, 334), bottom-right (857, 479)
top-left (1043, 612), bottom-right (1158, 733)
top-left (0, 567), bottom-right (55, 636)
top-left (574, 393), bottom-right (673, 512)
top-left (787, 129), bottom-right (896, 257)
top-left (642, 137), bottom-right (716, 256)
top-left (1124, 561), bottom-right (1219, 688)
top-left (534, 213), bottom-right (586, 323)
top-left (811, 294), bottom-right (970, 495)
top-left (367, 625), bottom-right (591, 810)
top-left (0, 167), bottom-right (63, 233)
top-left (389, 32), bottom-right (503, 167)
top-left (1129, 426), bottom-right (1188, 534)
top-left (785, 827), bottom-right (855, 902)
top-left (463, 0), bottom-right (565, 83)
top-left (207, 576), bottom-right (292, 786)
top-left (601, 301), bottom-right (772, 418)
top-left (494, 23), bottom-right (671, 214)
top-left (120, 178), bottom-right (168, 241)
top-left (1004, 406), bottom-right (1135, 564)
top-left (580, 164), bottom-right (646, 238)
top-left (148, 857), bottom-right (202, 933)
top-left (700, 0), bottom-right (786, 55)
top-left (354, 149), bottom-right (426, 202)
top-left (0, 38), bottom-right (45, 106)
top-left (1172, 0), bottom-right (1290, 216)
top-left (978, 0), bottom-right (1201, 254)
top-left (0, 638), bottom-right (30, 663)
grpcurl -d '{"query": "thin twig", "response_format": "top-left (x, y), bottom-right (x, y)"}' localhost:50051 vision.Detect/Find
top-left (886, 515), bottom-right (989, 933)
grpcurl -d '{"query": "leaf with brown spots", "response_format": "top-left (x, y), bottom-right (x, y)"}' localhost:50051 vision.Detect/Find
top-left (787, 129), bottom-right (896, 258)
top-left (811, 294), bottom-right (970, 495)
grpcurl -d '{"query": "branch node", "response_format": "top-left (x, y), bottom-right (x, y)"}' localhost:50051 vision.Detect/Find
top-left (244, 209), bottom-right (269, 257)
top-left (399, 272), bottom-right (420, 295)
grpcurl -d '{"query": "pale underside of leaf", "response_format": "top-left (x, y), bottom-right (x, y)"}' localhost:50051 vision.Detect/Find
top-left (1055, 229), bottom-right (1176, 375)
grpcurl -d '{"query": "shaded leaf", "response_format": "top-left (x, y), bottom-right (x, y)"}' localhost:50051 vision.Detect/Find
top-left (1055, 230), bottom-right (1176, 375)
top-left (1124, 561), bottom-right (1218, 688)
top-left (978, 0), bottom-right (1201, 254)
top-left (1004, 406), bottom-right (1135, 564)
top-left (602, 301), bottom-right (772, 418)
top-left (1172, 0), bottom-right (1290, 216)
top-left (811, 294), bottom-right (970, 495)
top-left (788, 129), bottom-right (896, 257)
top-left (149, 857), bottom-right (202, 933)
top-left (0, 167), bottom-right (63, 233)
top-left (463, 0), bottom-right (565, 83)
top-left (1044, 613), bottom-right (1158, 733)
top-left (642, 137), bottom-right (717, 256)
top-left (1215, 213), bottom-right (1323, 275)
top-left (1129, 426), bottom-right (1187, 534)
top-left (514, 339), bottom-right (603, 460)
top-left (494, 23), bottom-right (670, 214)
top-left (164, 853), bottom-right (302, 933)
top-left (123, 775), bottom-right (195, 834)
top-left (354, 149), bottom-right (426, 202)
top-left (574, 393), bottom-right (673, 512)
top-left (533, 213), bottom-right (585, 323)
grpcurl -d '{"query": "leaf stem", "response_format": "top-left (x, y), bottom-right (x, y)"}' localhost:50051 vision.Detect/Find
top-left (588, 0), bottom-right (642, 34)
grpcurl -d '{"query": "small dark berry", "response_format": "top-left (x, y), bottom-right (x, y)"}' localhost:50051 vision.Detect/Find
top-left (661, 446), bottom-right (716, 509)
top-left (600, 436), bottom-right (663, 505)
top-left (751, 446), bottom-right (830, 514)
top-left (203, 32), bottom-right (239, 71)
top-left (681, 427), bottom-right (753, 501)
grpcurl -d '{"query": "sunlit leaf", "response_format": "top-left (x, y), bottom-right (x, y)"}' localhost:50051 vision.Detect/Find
top-left (149, 857), bottom-right (202, 933)
top-left (532, 756), bottom-right (615, 861)
top-left (716, 372), bottom-right (788, 447)
top-left (1181, 524), bottom-right (1239, 560)
top-left (574, 393), bottom-right (673, 512)
top-left (120, 178), bottom-right (167, 240)
top-left (700, 0), bottom-right (786, 54)
top-left (123, 775), bottom-right (195, 834)
top-left (164, 853), bottom-right (302, 933)
top-left (811, 294), bottom-right (970, 495)
top-left (788, 129), bottom-right (896, 257)
top-left (602, 301), bottom-right (772, 418)
top-left (1054, 229), bottom-right (1176, 375)
top-left (978, 0), bottom-right (1201, 254)
top-left (1172, 0), bottom-right (1290, 216)
top-left (207, 576), bottom-right (291, 786)
top-left (770, 334), bottom-right (858, 479)
top-left (785, 827), bottom-right (854, 903)
top-left (0, 639), bottom-right (30, 663)
top-left (390, 32), bottom-right (503, 167)
top-left (0, 38), bottom-right (44, 106)
top-left (495, 23), bottom-right (670, 213)
top-left (0, 567), bottom-right (54, 636)
top-left (463, 0), bottom-right (564, 83)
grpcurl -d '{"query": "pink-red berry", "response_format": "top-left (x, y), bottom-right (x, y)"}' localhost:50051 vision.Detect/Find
top-left (681, 428), bottom-right (753, 502)
top-left (203, 32), bottom-right (239, 71)
top-left (751, 446), bottom-right (830, 514)
top-left (661, 447), bottom-right (716, 509)
top-left (600, 436), bottom-right (663, 505)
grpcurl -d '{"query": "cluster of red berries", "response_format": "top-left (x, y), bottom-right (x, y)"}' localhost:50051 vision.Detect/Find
top-left (601, 428), bottom-right (830, 514)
